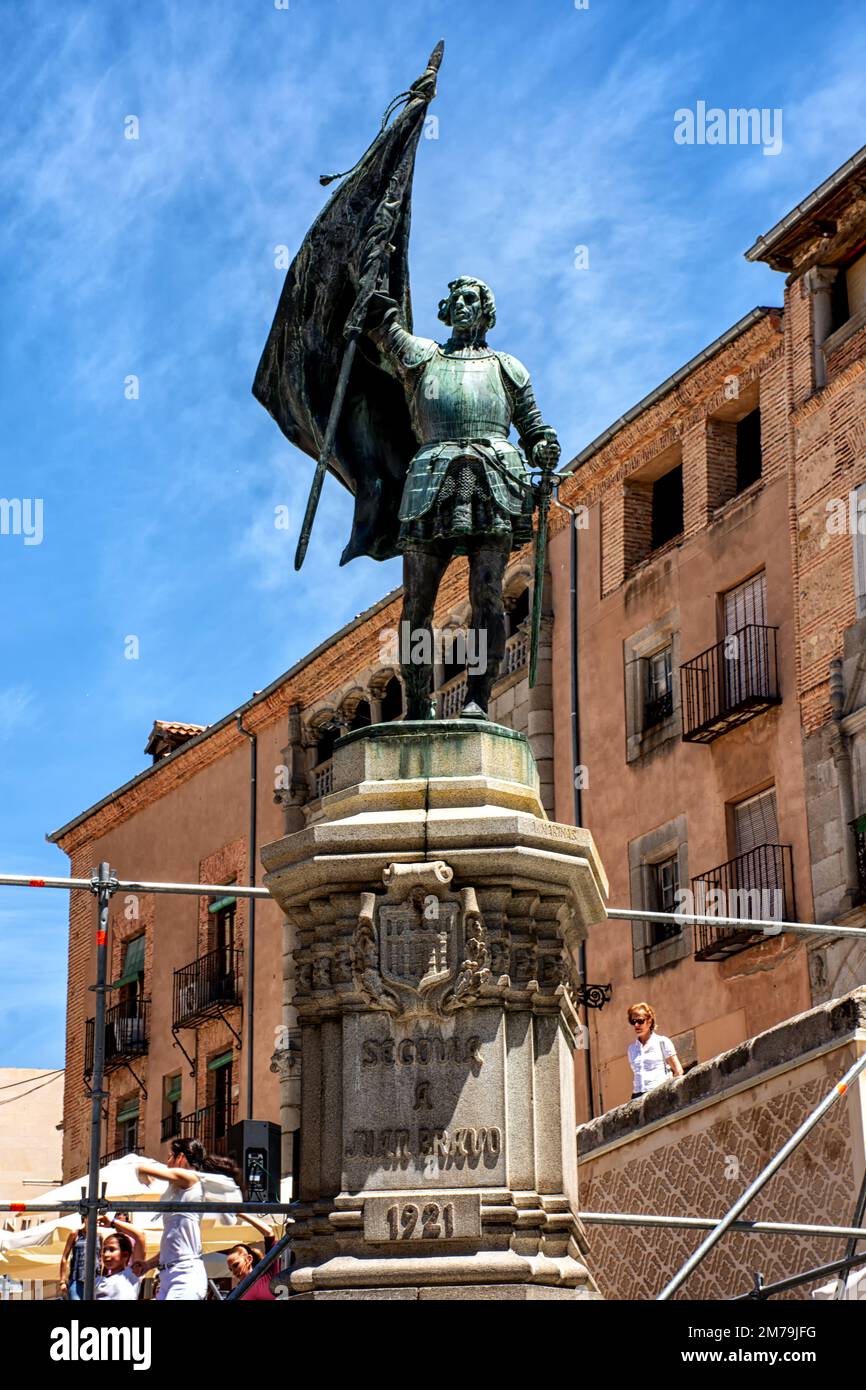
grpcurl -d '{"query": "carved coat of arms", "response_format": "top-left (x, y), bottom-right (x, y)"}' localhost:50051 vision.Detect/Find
top-left (352, 861), bottom-right (489, 1019)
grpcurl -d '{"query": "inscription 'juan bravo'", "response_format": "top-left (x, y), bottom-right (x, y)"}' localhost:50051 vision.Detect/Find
top-left (345, 1125), bottom-right (502, 1161)
top-left (361, 1034), bottom-right (483, 1066)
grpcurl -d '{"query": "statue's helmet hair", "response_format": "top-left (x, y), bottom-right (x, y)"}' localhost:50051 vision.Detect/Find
top-left (438, 276), bottom-right (496, 330)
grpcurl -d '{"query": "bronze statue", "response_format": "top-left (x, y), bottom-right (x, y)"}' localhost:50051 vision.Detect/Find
top-left (253, 42), bottom-right (560, 719)
top-left (365, 276), bottom-right (559, 716)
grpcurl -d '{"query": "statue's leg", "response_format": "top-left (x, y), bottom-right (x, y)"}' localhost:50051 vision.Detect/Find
top-left (400, 544), bottom-right (450, 719)
top-left (464, 536), bottom-right (510, 716)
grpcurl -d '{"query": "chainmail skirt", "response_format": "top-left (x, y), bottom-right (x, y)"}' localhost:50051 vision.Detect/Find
top-left (398, 455), bottom-right (534, 555)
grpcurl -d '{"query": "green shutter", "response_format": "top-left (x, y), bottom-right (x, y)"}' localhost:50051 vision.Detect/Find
top-left (207, 896), bottom-right (237, 914)
top-left (117, 1098), bottom-right (139, 1122)
top-left (166, 1075), bottom-right (182, 1103)
top-left (207, 1049), bottom-right (234, 1072)
top-left (112, 935), bottom-right (145, 988)
top-left (855, 813), bottom-right (866, 835)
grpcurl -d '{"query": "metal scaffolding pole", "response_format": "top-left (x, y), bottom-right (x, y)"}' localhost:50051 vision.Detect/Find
top-left (730, 1247), bottom-right (866, 1300)
top-left (606, 905), bottom-right (866, 942)
top-left (580, 1212), bottom-right (866, 1241)
top-left (656, 1044), bottom-right (866, 1300)
top-left (83, 862), bottom-right (114, 1300)
top-left (0, 871), bottom-right (270, 899)
top-left (224, 1228), bottom-right (294, 1301)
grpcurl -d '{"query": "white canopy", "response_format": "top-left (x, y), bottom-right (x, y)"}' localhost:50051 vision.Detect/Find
top-left (0, 1153), bottom-right (279, 1282)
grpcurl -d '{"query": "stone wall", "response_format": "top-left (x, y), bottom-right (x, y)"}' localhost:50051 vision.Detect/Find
top-left (578, 989), bottom-right (866, 1300)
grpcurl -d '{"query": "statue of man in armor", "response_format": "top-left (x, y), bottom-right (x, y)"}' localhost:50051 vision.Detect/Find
top-left (365, 276), bottom-right (560, 719)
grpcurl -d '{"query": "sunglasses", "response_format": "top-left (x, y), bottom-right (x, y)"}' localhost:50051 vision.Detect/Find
top-left (631, 1017), bottom-right (649, 1025)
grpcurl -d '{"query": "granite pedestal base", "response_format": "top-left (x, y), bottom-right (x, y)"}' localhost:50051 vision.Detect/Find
top-left (261, 720), bottom-right (607, 1300)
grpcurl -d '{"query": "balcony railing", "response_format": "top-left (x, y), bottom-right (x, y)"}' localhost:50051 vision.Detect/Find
top-left (161, 1110), bottom-right (182, 1142)
top-left (851, 816), bottom-right (866, 906)
top-left (100, 1143), bottom-right (144, 1167)
top-left (312, 759), bottom-right (333, 799)
top-left (502, 628), bottom-right (529, 677)
top-left (681, 624), bottom-right (780, 743)
top-left (438, 672), bottom-right (468, 718)
top-left (173, 947), bottom-right (242, 1029)
top-left (84, 999), bottom-right (150, 1077)
top-left (179, 1101), bottom-right (237, 1157)
top-left (692, 843), bottom-right (795, 961)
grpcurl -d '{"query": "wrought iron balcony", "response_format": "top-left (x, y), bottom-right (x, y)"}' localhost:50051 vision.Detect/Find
top-left (100, 1143), bottom-right (144, 1167)
top-left (692, 843), bottom-right (795, 961)
top-left (173, 948), bottom-right (242, 1029)
top-left (84, 999), bottom-right (150, 1077)
top-left (179, 1101), bottom-right (238, 1157)
top-left (681, 624), bottom-right (780, 743)
top-left (161, 1111), bottom-right (182, 1142)
top-left (851, 816), bottom-right (866, 906)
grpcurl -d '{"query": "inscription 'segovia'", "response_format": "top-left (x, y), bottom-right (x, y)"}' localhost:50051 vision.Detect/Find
top-left (361, 1034), bottom-right (482, 1067)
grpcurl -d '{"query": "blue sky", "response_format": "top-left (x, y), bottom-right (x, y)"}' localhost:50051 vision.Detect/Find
top-left (1, 0), bottom-right (865, 1067)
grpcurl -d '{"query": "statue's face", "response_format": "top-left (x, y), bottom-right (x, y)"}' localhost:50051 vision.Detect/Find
top-left (447, 283), bottom-right (484, 332)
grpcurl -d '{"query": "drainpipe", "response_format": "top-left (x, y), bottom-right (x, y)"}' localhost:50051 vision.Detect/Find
top-left (829, 658), bottom-right (859, 907)
top-left (553, 484), bottom-right (595, 1119)
top-left (237, 712), bottom-right (258, 1119)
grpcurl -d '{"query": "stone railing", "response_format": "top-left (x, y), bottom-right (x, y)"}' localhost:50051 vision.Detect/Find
top-left (437, 673), bottom-right (467, 718)
top-left (312, 759), bottom-right (333, 799)
top-left (502, 628), bottom-right (529, 677)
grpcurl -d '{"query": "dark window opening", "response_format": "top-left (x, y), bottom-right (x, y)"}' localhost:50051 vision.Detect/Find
top-left (315, 725), bottom-right (337, 765)
top-left (651, 466), bottom-right (683, 550)
top-left (508, 588), bottom-right (530, 634)
top-left (649, 856), bottom-right (681, 945)
top-left (735, 409), bottom-right (762, 494)
top-left (347, 700), bottom-right (371, 732)
top-left (442, 645), bottom-right (466, 685)
top-left (831, 270), bottom-right (850, 332)
top-left (163, 1074), bottom-right (182, 1139)
top-left (381, 677), bottom-right (403, 722)
top-left (116, 1100), bottom-right (139, 1154)
top-left (208, 1055), bottom-right (233, 1148)
top-left (644, 647), bottom-right (673, 729)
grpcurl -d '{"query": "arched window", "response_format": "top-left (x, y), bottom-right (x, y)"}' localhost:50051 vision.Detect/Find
top-left (381, 677), bottom-right (403, 722)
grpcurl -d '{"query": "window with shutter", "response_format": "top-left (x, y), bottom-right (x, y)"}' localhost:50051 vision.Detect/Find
top-left (734, 788), bottom-right (783, 920)
top-left (724, 572), bottom-right (769, 706)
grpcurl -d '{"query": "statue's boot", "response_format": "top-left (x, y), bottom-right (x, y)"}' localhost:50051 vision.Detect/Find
top-left (402, 663), bottom-right (435, 720)
top-left (463, 670), bottom-right (496, 720)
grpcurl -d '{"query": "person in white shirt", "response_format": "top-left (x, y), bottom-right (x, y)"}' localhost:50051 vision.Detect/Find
top-left (627, 1001), bottom-right (683, 1099)
top-left (95, 1214), bottom-right (146, 1300)
top-left (137, 1137), bottom-right (242, 1301)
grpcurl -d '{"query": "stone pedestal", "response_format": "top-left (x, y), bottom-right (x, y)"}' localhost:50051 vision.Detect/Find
top-left (261, 721), bottom-right (607, 1300)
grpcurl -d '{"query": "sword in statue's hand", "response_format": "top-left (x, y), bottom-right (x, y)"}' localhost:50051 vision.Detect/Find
top-left (529, 435), bottom-right (561, 688)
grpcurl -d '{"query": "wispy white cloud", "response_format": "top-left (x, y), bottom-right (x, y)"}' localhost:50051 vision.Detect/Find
top-left (0, 685), bottom-right (37, 740)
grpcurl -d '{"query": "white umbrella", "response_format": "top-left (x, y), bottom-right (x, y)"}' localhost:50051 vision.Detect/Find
top-left (0, 1154), bottom-right (276, 1281)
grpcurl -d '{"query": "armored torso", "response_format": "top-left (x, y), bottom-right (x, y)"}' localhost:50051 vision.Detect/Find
top-left (410, 348), bottom-right (512, 444)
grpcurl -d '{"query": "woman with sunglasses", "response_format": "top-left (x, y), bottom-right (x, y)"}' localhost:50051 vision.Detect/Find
top-left (627, 1001), bottom-right (683, 1100)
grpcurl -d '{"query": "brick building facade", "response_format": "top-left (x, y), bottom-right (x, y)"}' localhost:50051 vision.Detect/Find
top-left (52, 142), bottom-right (866, 1181)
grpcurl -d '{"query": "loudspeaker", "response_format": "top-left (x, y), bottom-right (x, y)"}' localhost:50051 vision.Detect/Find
top-left (228, 1119), bottom-right (281, 1203)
